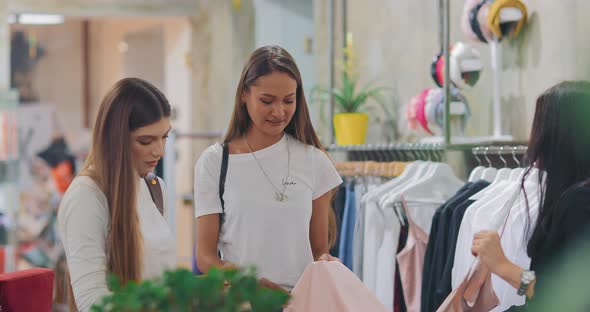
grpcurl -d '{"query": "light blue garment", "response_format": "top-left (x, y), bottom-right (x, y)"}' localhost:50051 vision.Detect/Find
top-left (337, 182), bottom-right (351, 261)
top-left (338, 181), bottom-right (356, 270)
top-left (352, 182), bottom-right (367, 277)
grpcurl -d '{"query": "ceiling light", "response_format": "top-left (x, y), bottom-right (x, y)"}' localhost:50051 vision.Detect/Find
top-left (16, 13), bottom-right (64, 25)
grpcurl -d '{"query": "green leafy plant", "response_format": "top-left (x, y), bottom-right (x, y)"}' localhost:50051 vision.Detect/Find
top-left (326, 73), bottom-right (388, 113)
top-left (91, 268), bottom-right (290, 312)
top-left (312, 33), bottom-right (387, 114)
top-left (310, 32), bottom-right (398, 140)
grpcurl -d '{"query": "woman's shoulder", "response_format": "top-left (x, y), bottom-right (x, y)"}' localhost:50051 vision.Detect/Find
top-left (63, 176), bottom-right (105, 201)
top-left (58, 175), bottom-right (109, 222)
top-left (195, 142), bottom-right (225, 174)
top-left (288, 135), bottom-right (324, 155)
top-left (197, 142), bottom-right (224, 161)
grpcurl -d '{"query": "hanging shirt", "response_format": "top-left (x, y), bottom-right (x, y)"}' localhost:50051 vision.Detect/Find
top-left (362, 194), bottom-right (387, 295)
top-left (331, 184), bottom-right (348, 256)
top-left (374, 200), bottom-right (444, 309)
top-left (422, 180), bottom-right (490, 312)
top-left (452, 170), bottom-right (544, 312)
top-left (421, 182), bottom-right (475, 312)
top-left (452, 180), bottom-right (522, 290)
top-left (371, 163), bottom-right (463, 309)
top-left (352, 181), bottom-right (369, 278)
top-left (394, 215), bottom-right (409, 312)
top-left (194, 134), bottom-right (342, 290)
top-left (338, 182), bottom-right (356, 269)
top-left (58, 176), bottom-right (176, 312)
top-left (397, 201), bottom-right (429, 312)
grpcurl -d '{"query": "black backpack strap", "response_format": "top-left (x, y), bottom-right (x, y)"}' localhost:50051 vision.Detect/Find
top-left (145, 175), bottom-right (164, 216)
top-left (219, 142), bottom-right (229, 223)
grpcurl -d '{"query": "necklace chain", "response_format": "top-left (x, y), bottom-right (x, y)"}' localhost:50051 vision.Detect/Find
top-left (243, 135), bottom-right (291, 201)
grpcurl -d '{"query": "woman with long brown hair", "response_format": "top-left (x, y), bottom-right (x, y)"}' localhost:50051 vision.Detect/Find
top-left (194, 45), bottom-right (342, 292)
top-left (57, 78), bottom-right (175, 311)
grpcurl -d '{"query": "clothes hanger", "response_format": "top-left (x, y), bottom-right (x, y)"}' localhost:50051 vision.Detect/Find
top-left (376, 145), bottom-right (433, 208)
top-left (364, 145), bottom-right (422, 203)
top-left (495, 148), bottom-right (512, 180)
top-left (470, 147), bottom-right (512, 200)
top-left (509, 147), bottom-right (525, 181)
top-left (479, 147), bottom-right (498, 182)
top-left (468, 147), bottom-right (485, 182)
top-left (382, 144), bottom-right (463, 207)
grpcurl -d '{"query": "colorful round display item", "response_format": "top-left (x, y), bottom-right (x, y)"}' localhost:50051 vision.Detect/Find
top-left (487, 0), bottom-right (528, 39)
top-left (450, 42), bottom-right (483, 89)
top-left (434, 87), bottom-right (471, 133)
top-left (436, 56), bottom-right (445, 87)
top-left (426, 88), bottom-right (444, 135)
top-left (469, 0), bottom-right (487, 43)
top-left (477, 1), bottom-right (496, 42)
top-left (406, 94), bottom-right (420, 131)
top-left (415, 88), bottom-right (434, 135)
top-left (430, 52), bottom-right (443, 88)
top-left (461, 0), bottom-right (484, 43)
top-left (424, 88), bottom-right (438, 135)
top-left (432, 42), bottom-right (482, 89)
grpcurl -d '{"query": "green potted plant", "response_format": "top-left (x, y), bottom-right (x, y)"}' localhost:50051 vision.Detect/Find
top-left (312, 33), bottom-right (395, 145)
top-left (91, 267), bottom-right (290, 312)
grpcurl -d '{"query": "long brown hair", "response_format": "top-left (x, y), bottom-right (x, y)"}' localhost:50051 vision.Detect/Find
top-left (225, 45), bottom-right (338, 247)
top-left (67, 78), bottom-right (170, 310)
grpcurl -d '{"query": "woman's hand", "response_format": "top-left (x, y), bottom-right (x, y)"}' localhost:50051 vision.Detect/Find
top-left (259, 278), bottom-right (288, 294)
top-left (471, 230), bottom-right (509, 274)
top-left (317, 253), bottom-right (342, 262)
top-left (472, 230), bottom-right (535, 298)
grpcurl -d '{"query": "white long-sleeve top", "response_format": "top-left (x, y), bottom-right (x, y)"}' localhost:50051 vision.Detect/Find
top-left (57, 176), bottom-right (176, 312)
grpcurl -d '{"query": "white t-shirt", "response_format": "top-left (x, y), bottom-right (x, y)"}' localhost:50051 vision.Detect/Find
top-left (194, 134), bottom-right (342, 289)
top-left (57, 176), bottom-right (176, 312)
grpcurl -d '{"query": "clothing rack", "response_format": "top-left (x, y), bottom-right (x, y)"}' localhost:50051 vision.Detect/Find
top-left (327, 143), bottom-right (446, 162)
top-left (335, 161), bottom-right (407, 177)
top-left (471, 145), bottom-right (528, 168)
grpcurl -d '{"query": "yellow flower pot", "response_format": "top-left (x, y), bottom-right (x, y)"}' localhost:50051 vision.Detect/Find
top-left (333, 113), bottom-right (369, 145)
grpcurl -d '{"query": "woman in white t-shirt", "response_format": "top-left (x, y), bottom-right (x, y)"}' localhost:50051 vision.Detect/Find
top-left (57, 78), bottom-right (176, 312)
top-left (194, 46), bottom-right (343, 292)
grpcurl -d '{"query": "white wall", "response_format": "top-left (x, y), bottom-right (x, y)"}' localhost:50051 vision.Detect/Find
top-left (313, 0), bottom-right (590, 143)
top-left (253, 0), bottom-right (317, 124)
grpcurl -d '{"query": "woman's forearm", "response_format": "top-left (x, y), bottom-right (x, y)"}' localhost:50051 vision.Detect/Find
top-left (496, 260), bottom-right (535, 299)
top-left (198, 254), bottom-right (231, 272)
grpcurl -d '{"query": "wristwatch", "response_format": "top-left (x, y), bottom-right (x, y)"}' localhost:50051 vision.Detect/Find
top-left (517, 270), bottom-right (536, 296)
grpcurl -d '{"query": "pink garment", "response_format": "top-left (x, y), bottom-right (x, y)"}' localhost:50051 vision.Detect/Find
top-left (284, 261), bottom-right (387, 312)
top-left (416, 88), bottom-right (434, 135)
top-left (406, 94), bottom-right (420, 131)
top-left (436, 261), bottom-right (499, 312)
top-left (396, 202), bottom-right (429, 312)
